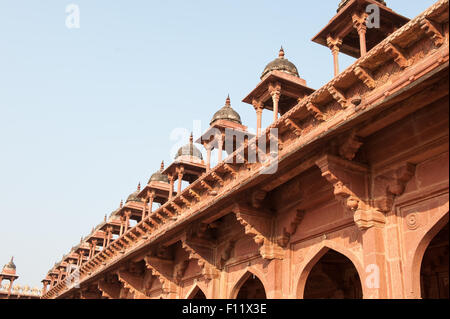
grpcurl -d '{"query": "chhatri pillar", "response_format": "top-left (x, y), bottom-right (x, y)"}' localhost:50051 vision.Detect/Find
top-left (163, 133), bottom-right (206, 196)
top-left (0, 257), bottom-right (19, 294)
top-left (112, 184), bottom-right (146, 235)
top-left (243, 47), bottom-right (315, 133)
top-left (312, 0), bottom-right (409, 76)
top-left (137, 161), bottom-right (171, 215)
top-left (196, 95), bottom-right (254, 170)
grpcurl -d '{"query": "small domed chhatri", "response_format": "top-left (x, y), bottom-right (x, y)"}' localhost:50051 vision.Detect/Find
top-left (175, 133), bottom-right (203, 162)
top-left (261, 47), bottom-right (300, 79)
top-left (210, 95), bottom-right (242, 126)
top-left (126, 183), bottom-right (144, 203)
top-left (3, 257), bottom-right (16, 271)
top-left (149, 161), bottom-right (169, 183)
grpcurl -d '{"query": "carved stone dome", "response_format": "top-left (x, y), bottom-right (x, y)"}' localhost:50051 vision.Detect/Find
top-left (337, 0), bottom-right (386, 12)
top-left (149, 161), bottom-right (169, 183)
top-left (126, 184), bottom-right (144, 203)
top-left (261, 47), bottom-right (299, 79)
top-left (4, 257), bottom-right (16, 270)
top-left (175, 134), bottom-right (203, 161)
top-left (210, 96), bottom-right (242, 126)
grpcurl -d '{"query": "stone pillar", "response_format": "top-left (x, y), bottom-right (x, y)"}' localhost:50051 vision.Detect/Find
top-left (218, 133), bottom-right (224, 163)
top-left (102, 232), bottom-right (107, 249)
top-left (327, 36), bottom-right (343, 77)
top-left (204, 142), bottom-right (212, 172)
top-left (106, 227), bottom-right (112, 247)
top-left (77, 252), bottom-right (83, 267)
top-left (352, 13), bottom-right (368, 56)
top-left (8, 279), bottom-right (15, 294)
top-left (252, 99), bottom-right (264, 136)
top-left (119, 216), bottom-right (125, 236)
top-left (269, 83), bottom-right (281, 122)
top-left (353, 208), bottom-right (388, 299)
top-left (177, 166), bottom-right (184, 195)
top-left (168, 174), bottom-right (174, 199)
top-left (124, 211), bottom-right (131, 233)
top-left (148, 191), bottom-right (155, 216)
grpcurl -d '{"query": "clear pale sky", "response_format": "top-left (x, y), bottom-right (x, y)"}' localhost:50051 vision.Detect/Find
top-left (0, 0), bottom-right (437, 288)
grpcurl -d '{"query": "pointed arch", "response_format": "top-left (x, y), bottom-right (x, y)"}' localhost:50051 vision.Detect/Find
top-left (295, 242), bottom-right (365, 299)
top-left (229, 269), bottom-right (268, 299)
top-left (185, 284), bottom-right (207, 299)
top-left (411, 211), bottom-right (449, 298)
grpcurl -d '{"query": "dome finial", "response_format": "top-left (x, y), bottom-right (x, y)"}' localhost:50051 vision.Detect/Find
top-left (225, 94), bottom-right (231, 107)
top-left (137, 182), bottom-right (141, 192)
top-left (160, 161), bottom-right (164, 171)
top-left (189, 132), bottom-right (193, 144)
top-left (279, 46), bottom-right (285, 59)
top-left (104, 214), bottom-right (107, 222)
top-left (120, 199), bottom-right (123, 208)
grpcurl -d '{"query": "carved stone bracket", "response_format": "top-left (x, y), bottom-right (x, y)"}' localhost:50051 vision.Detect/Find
top-left (315, 154), bottom-right (369, 214)
top-left (97, 280), bottom-right (121, 299)
top-left (354, 66), bottom-right (376, 89)
top-left (284, 118), bottom-right (303, 136)
top-left (277, 209), bottom-right (305, 247)
top-left (338, 130), bottom-right (364, 161)
top-left (143, 255), bottom-right (177, 297)
top-left (117, 269), bottom-right (149, 298)
top-left (233, 203), bottom-right (284, 260)
top-left (173, 260), bottom-right (189, 283)
top-left (251, 190), bottom-right (268, 209)
top-left (384, 43), bottom-right (410, 69)
top-left (373, 163), bottom-right (416, 213)
top-left (328, 86), bottom-right (349, 108)
top-left (181, 236), bottom-right (219, 280)
top-left (219, 239), bottom-right (236, 269)
top-left (307, 102), bottom-right (326, 121)
top-left (420, 18), bottom-right (445, 46)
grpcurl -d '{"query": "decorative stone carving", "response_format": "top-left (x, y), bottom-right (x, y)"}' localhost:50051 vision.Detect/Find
top-left (251, 190), bottom-right (267, 209)
top-left (339, 130), bottom-right (364, 161)
top-left (181, 237), bottom-right (219, 280)
top-left (306, 102), bottom-right (326, 121)
top-left (420, 18), bottom-right (445, 46)
top-left (277, 209), bottom-right (305, 247)
top-left (143, 255), bottom-right (177, 296)
top-left (384, 43), bottom-right (410, 69)
top-left (219, 239), bottom-right (236, 269)
top-left (284, 118), bottom-right (303, 136)
top-left (315, 155), bottom-right (368, 213)
top-left (328, 86), bottom-right (349, 108)
top-left (354, 66), bottom-right (376, 89)
top-left (173, 260), bottom-right (189, 283)
top-left (406, 212), bottom-right (419, 230)
top-left (117, 269), bottom-right (148, 297)
top-left (233, 204), bottom-right (284, 260)
top-left (373, 163), bottom-right (416, 213)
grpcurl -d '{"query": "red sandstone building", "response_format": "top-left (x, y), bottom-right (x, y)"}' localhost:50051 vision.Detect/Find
top-left (39, 0), bottom-right (448, 299)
